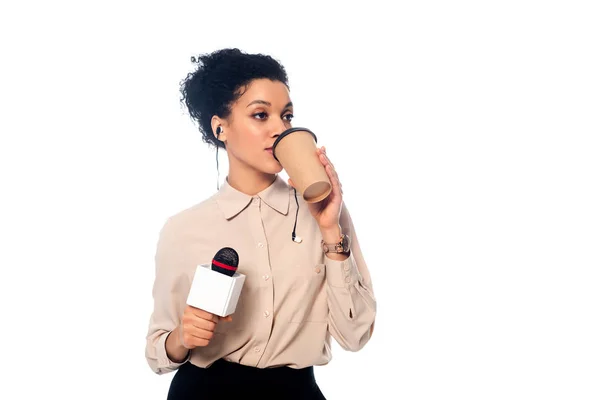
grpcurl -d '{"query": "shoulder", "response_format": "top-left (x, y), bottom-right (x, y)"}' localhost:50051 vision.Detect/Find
top-left (159, 194), bottom-right (221, 238)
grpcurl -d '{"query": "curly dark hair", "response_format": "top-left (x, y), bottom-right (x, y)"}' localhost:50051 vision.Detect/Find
top-left (179, 48), bottom-right (289, 150)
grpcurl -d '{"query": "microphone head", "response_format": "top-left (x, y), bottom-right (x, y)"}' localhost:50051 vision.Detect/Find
top-left (211, 247), bottom-right (239, 277)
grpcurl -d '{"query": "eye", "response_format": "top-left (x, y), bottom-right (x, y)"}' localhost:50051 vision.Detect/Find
top-left (253, 112), bottom-right (268, 120)
top-left (283, 113), bottom-right (294, 121)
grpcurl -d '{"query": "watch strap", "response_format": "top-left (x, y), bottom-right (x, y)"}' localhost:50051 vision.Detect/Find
top-left (321, 233), bottom-right (350, 253)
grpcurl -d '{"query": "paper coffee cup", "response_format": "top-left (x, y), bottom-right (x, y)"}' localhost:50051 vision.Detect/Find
top-left (272, 127), bottom-right (332, 203)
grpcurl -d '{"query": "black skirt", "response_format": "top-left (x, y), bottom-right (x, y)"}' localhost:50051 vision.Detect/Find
top-left (167, 358), bottom-right (327, 400)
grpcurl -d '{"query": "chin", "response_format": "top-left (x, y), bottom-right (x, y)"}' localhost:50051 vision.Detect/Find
top-left (264, 163), bottom-right (284, 174)
top-left (256, 158), bottom-right (283, 174)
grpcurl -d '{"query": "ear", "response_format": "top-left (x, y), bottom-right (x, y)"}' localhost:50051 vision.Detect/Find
top-left (211, 115), bottom-right (227, 142)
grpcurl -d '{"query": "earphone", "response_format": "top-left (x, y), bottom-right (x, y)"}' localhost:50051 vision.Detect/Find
top-left (215, 126), bottom-right (223, 190)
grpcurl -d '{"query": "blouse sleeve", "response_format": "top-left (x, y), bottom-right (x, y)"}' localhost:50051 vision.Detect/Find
top-left (323, 202), bottom-right (377, 351)
top-left (145, 218), bottom-right (191, 374)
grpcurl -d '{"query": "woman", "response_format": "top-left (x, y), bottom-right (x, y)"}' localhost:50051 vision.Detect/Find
top-left (145, 48), bottom-right (377, 399)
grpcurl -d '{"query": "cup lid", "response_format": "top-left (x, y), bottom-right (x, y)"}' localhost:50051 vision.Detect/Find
top-left (272, 127), bottom-right (318, 162)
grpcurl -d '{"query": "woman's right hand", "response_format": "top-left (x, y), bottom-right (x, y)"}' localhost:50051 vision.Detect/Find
top-left (179, 305), bottom-right (232, 349)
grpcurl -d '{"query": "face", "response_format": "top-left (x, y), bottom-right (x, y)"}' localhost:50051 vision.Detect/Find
top-left (216, 78), bottom-right (294, 175)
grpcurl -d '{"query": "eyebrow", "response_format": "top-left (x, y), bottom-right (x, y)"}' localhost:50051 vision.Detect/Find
top-left (247, 100), bottom-right (293, 109)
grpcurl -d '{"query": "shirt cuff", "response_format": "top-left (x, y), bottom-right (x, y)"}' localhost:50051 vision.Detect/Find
top-left (324, 252), bottom-right (360, 289)
top-left (158, 330), bottom-right (191, 369)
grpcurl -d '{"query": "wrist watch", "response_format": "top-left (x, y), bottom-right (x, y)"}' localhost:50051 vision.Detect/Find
top-left (321, 233), bottom-right (351, 254)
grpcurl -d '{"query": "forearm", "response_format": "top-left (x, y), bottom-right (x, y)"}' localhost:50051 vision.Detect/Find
top-left (165, 325), bottom-right (190, 363)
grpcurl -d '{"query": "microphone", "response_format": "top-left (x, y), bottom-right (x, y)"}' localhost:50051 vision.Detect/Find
top-left (186, 246), bottom-right (246, 317)
top-left (211, 247), bottom-right (239, 276)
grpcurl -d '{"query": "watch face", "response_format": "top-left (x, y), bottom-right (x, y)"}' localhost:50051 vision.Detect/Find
top-left (342, 234), bottom-right (350, 252)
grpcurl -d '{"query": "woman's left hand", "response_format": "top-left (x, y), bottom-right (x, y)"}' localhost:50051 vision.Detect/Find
top-left (288, 146), bottom-right (343, 231)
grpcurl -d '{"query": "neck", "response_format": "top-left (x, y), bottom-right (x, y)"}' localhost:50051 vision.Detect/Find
top-left (226, 158), bottom-right (277, 196)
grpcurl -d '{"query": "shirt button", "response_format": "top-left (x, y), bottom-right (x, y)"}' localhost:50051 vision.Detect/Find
top-left (258, 242), bottom-right (264, 248)
top-left (264, 310), bottom-right (270, 317)
top-left (345, 277), bottom-right (351, 283)
top-left (344, 264), bottom-right (350, 271)
top-left (263, 274), bottom-right (270, 280)
top-left (315, 267), bottom-right (321, 274)
top-left (254, 347), bottom-right (261, 352)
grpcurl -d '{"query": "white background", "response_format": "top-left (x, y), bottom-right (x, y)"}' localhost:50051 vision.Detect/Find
top-left (1, 1), bottom-right (599, 399)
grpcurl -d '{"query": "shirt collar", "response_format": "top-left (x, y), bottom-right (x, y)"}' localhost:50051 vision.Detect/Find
top-left (215, 174), bottom-right (291, 220)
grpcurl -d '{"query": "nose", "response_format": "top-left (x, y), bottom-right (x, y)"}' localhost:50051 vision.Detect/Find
top-left (271, 121), bottom-right (288, 138)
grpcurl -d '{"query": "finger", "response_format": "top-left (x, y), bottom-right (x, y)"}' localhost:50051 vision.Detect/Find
top-left (319, 152), bottom-right (328, 165)
top-left (186, 335), bottom-right (210, 347)
top-left (191, 317), bottom-right (217, 332)
top-left (320, 153), bottom-right (332, 172)
top-left (194, 338), bottom-right (210, 347)
top-left (317, 147), bottom-right (327, 162)
top-left (326, 156), bottom-right (340, 183)
top-left (188, 327), bottom-right (214, 340)
top-left (326, 164), bottom-right (342, 195)
top-left (189, 306), bottom-right (215, 321)
top-left (320, 151), bottom-right (336, 176)
top-left (288, 178), bottom-right (295, 188)
top-left (181, 325), bottom-right (213, 347)
top-left (333, 168), bottom-right (340, 186)
top-left (323, 151), bottom-right (335, 171)
top-left (325, 165), bottom-right (340, 197)
top-left (321, 148), bottom-right (341, 189)
top-left (219, 315), bottom-right (233, 322)
top-left (323, 157), bottom-right (340, 186)
top-left (318, 148), bottom-right (342, 191)
top-left (325, 164), bottom-right (338, 186)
